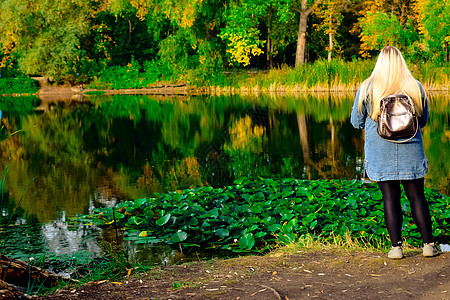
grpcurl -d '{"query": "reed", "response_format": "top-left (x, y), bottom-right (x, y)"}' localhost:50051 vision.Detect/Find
top-left (210, 59), bottom-right (450, 93)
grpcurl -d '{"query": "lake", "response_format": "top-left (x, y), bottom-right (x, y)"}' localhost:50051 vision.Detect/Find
top-left (0, 92), bottom-right (449, 266)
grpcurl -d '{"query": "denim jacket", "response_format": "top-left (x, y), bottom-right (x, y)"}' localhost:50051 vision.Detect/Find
top-left (350, 82), bottom-right (429, 181)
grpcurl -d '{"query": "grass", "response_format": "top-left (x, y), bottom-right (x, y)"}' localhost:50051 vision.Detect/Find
top-left (278, 232), bottom-right (426, 257)
top-left (40, 242), bottom-right (152, 296)
top-left (80, 58), bottom-right (450, 93)
top-left (210, 59), bottom-right (450, 93)
top-left (84, 90), bottom-right (105, 95)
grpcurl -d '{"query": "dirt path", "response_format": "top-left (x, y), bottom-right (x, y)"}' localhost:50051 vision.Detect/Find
top-left (45, 249), bottom-right (449, 300)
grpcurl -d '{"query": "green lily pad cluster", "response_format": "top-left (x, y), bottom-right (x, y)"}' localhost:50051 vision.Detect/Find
top-left (76, 178), bottom-right (450, 252)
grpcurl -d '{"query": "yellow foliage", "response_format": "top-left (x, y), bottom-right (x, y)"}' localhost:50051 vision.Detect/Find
top-left (225, 116), bottom-right (265, 151)
top-left (222, 33), bottom-right (263, 66)
top-left (130, 0), bottom-right (149, 21)
top-left (414, 0), bottom-right (429, 36)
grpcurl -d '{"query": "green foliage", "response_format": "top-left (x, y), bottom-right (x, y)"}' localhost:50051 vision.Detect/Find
top-left (84, 91), bottom-right (105, 95)
top-left (0, 78), bottom-right (39, 95)
top-left (75, 178), bottom-right (450, 253)
top-left (423, 0), bottom-right (450, 62)
top-left (90, 58), bottom-right (164, 89)
top-left (0, 0), bottom-right (91, 79)
top-left (359, 12), bottom-right (420, 57)
top-left (157, 29), bottom-right (199, 80)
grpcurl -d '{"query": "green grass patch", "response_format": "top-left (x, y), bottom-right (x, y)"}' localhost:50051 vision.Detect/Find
top-left (84, 90), bottom-right (105, 95)
top-left (74, 178), bottom-right (450, 253)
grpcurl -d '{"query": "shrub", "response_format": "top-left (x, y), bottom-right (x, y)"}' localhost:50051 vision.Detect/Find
top-left (0, 77), bottom-right (39, 95)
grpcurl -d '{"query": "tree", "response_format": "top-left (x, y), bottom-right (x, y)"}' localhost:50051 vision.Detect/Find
top-left (290, 0), bottom-right (324, 66)
top-left (422, 0), bottom-right (450, 62)
top-left (220, 0), bottom-right (298, 69)
top-left (313, 0), bottom-right (347, 61)
top-left (358, 11), bottom-right (419, 58)
top-left (0, 0), bottom-right (92, 79)
top-left (220, 1), bottom-right (267, 67)
top-left (108, 0), bottom-right (226, 81)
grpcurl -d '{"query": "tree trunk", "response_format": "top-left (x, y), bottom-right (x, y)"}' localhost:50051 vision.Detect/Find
top-left (294, 0), bottom-right (322, 67)
top-left (295, 10), bottom-right (309, 67)
top-left (328, 14), bottom-right (333, 62)
top-left (267, 27), bottom-right (271, 69)
top-left (446, 41), bottom-right (449, 62)
top-left (266, 9), bottom-right (274, 69)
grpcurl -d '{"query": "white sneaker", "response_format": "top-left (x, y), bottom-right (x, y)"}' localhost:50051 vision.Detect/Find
top-left (423, 243), bottom-right (438, 257)
top-left (388, 246), bottom-right (404, 259)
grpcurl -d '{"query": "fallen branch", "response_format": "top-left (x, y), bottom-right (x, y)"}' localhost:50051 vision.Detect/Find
top-left (0, 254), bottom-right (72, 289)
top-left (0, 279), bottom-right (31, 299)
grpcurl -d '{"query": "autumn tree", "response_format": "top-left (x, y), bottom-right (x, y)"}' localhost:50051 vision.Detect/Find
top-left (356, 0), bottom-right (421, 59)
top-left (313, 0), bottom-right (347, 61)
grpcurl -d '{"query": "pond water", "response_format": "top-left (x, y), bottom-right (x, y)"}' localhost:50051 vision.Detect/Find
top-left (0, 93), bottom-right (449, 266)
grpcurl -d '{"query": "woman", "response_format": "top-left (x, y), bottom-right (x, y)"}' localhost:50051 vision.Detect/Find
top-left (350, 46), bottom-right (438, 259)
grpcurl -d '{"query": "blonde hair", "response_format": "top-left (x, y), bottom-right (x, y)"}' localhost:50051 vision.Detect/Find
top-left (357, 46), bottom-right (425, 120)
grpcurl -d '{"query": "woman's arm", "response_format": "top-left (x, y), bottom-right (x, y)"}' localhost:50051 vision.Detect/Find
top-left (350, 88), bottom-right (367, 129)
top-left (417, 82), bottom-right (429, 128)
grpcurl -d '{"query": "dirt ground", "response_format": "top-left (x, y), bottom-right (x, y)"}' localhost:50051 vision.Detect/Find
top-left (44, 248), bottom-right (449, 300)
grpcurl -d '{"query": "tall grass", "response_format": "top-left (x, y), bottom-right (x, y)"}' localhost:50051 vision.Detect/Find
top-left (214, 59), bottom-right (450, 93)
top-left (86, 58), bottom-right (449, 93)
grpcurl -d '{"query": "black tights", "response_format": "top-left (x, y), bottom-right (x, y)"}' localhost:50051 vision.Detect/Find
top-left (377, 178), bottom-right (434, 247)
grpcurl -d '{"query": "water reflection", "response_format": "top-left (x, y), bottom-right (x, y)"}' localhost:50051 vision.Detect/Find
top-left (42, 212), bottom-right (102, 256)
top-left (0, 93), bottom-right (448, 264)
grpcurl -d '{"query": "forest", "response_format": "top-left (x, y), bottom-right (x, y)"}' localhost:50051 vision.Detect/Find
top-left (0, 0), bottom-right (449, 86)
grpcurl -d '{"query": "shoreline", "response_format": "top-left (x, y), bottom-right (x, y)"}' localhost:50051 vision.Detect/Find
top-left (1, 82), bottom-right (448, 101)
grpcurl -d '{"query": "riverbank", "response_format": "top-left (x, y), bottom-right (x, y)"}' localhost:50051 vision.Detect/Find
top-left (45, 245), bottom-right (449, 299)
top-left (35, 82), bottom-right (449, 104)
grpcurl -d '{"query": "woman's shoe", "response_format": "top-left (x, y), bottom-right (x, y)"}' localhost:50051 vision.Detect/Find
top-left (388, 246), bottom-right (404, 259)
top-left (423, 243), bottom-right (438, 257)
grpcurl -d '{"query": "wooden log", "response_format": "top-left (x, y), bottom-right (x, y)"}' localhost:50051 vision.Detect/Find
top-left (0, 255), bottom-right (71, 289)
top-left (0, 279), bottom-right (30, 299)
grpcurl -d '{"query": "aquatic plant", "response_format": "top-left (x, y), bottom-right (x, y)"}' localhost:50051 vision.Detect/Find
top-left (75, 178), bottom-right (450, 253)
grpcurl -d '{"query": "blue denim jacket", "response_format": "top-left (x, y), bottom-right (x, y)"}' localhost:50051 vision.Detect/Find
top-left (350, 82), bottom-right (429, 181)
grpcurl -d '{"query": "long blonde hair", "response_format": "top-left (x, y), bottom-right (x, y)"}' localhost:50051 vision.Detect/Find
top-left (357, 46), bottom-right (425, 120)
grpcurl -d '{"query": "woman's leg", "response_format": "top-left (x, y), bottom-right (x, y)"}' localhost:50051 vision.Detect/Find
top-left (378, 180), bottom-right (403, 246)
top-left (402, 178), bottom-right (434, 244)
